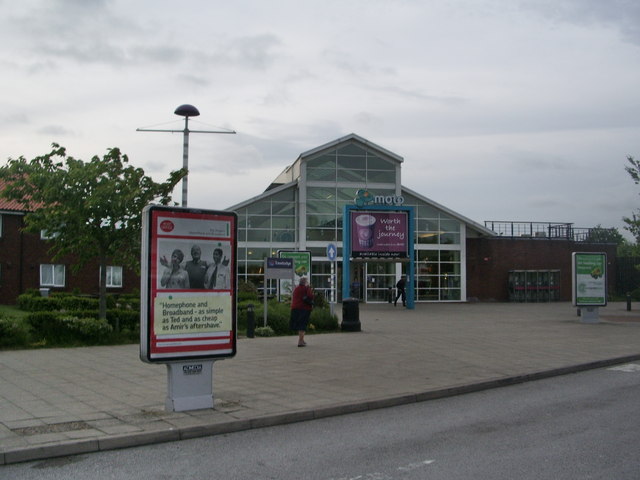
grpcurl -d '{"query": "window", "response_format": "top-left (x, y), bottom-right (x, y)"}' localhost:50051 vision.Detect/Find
top-left (40, 230), bottom-right (60, 240)
top-left (105, 266), bottom-right (123, 288)
top-left (40, 264), bottom-right (65, 287)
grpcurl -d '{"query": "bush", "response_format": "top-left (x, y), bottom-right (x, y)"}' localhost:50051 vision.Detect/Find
top-left (26, 312), bottom-right (115, 345)
top-left (0, 316), bottom-right (30, 348)
top-left (17, 294), bottom-right (61, 312)
top-left (254, 326), bottom-right (275, 337)
top-left (57, 295), bottom-right (99, 311)
top-left (59, 316), bottom-right (113, 344)
top-left (310, 308), bottom-right (339, 331)
top-left (265, 300), bottom-right (291, 334)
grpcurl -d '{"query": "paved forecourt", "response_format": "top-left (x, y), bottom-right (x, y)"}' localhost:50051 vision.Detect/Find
top-left (1, 301), bottom-right (639, 464)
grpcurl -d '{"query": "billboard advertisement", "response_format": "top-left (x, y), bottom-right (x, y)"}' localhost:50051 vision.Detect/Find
top-left (278, 250), bottom-right (311, 296)
top-left (350, 210), bottom-right (409, 258)
top-left (572, 252), bottom-right (607, 307)
top-left (140, 205), bottom-right (237, 363)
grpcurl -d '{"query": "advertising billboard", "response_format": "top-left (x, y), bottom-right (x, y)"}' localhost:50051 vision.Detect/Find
top-left (140, 205), bottom-right (237, 363)
top-left (278, 250), bottom-right (311, 296)
top-left (350, 210), bottom-right (409, 258)
top-left (572, 252), bottom-right (607, 307)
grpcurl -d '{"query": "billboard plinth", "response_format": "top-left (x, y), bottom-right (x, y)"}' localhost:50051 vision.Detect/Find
top-left (580, 306), bottom-right (600, 324)
top-left (165, 361), bottom-right (215, 412)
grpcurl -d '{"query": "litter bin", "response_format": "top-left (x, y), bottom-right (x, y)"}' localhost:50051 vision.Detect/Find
top-left (341, 297), bottom-right (361, 332)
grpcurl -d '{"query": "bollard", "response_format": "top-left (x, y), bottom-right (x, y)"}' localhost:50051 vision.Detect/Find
top-left (627, 293), bottom-right (632, 312)
top-left (247, 303), bottom-right (255, 338)
top-left (388, 287), bottom-right (393, 303)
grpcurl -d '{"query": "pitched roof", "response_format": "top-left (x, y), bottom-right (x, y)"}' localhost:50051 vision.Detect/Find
top-left (0, 179), bottom-right (31, 212)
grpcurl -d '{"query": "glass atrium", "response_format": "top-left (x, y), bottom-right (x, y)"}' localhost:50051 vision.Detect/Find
top-left (228, 134), bottom-right (492, 303)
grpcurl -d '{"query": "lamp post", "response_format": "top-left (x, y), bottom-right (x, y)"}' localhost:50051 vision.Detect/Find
top-left (137, 105), bottom-right (236, 207)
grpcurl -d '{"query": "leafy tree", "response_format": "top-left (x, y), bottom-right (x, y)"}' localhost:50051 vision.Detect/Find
top-left (623, 155), bottom-right (640, 242)
top-left (0, 143), bottom-right (186, 322)
top-left (617, 238), bottom-right (640, 257)
top-left (585, 225), bottom-right (625, 244)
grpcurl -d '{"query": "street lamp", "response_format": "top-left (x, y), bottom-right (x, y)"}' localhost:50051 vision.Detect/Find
top-left (137, 105), bottom-right (236, 207)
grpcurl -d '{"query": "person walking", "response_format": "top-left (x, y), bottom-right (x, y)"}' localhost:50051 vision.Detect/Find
top-left (290, 277), bottom-right (314, 347)
top-left (394, 275), bottom-right (406, 307)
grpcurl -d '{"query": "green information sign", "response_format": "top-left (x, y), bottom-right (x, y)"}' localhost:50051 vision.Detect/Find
top-left (572, 252), bottom-right (607, 306)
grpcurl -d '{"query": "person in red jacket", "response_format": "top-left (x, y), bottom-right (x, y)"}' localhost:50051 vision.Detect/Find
top-left (290, 277), bottom-right (314, 347)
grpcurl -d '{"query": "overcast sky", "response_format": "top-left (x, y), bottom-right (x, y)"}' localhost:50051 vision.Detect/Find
top-left (2, 0), bottom-right (639, 238)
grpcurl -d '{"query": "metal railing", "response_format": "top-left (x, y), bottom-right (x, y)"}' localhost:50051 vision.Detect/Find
top-left (484, 221), bottom-right (614, 243)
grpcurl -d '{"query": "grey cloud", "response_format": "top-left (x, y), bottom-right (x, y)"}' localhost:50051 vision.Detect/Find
top-left (519, 0), bottom-right (640, 46)
top-left (37, 125), bottom-right (74, 136)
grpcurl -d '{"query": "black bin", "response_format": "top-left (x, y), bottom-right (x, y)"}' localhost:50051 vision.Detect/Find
top-left (341, 297), bottom-right (361, 332)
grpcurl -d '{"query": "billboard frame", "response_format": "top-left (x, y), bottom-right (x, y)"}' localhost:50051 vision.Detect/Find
top-left (140, 205), bottom-right (238, 364)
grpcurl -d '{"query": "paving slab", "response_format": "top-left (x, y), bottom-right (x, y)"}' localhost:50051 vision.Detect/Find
top-left (1, 301), bottom-right (639, 465)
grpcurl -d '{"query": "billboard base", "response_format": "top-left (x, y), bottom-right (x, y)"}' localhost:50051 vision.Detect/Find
top-left (165, 361), bottom-right (215, 412)
top-left (580, 306), bottom-right (600, 324)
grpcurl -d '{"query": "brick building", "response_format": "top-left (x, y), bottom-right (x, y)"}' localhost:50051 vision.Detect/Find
top-left (0, 198), bottom-right (138, 304)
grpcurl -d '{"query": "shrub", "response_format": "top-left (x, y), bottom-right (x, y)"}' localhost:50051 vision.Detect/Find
top-left (57, 295), bottom-right (99, 311)
top-left (26, 312), bottom-right (115, 345)
top-left (17, 294), bottom-right (62, 312)
top-left (0, 316), bottom-right (30, 348)
top-left (59, 316), bottom-right (113, 344)
top-left (254, 326), bottom-right (275, 337)
top-left (265, 300), bottom-right (291, 334)
top-left (310, 308), bottom-right (339, 331)
top-left (312, 290), bottom-right (329, 309)
top-left (238, 280), bottom-right (259, 297)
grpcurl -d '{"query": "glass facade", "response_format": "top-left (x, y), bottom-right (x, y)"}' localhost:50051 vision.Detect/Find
top-left (230, 135), bottom-right (471, 303)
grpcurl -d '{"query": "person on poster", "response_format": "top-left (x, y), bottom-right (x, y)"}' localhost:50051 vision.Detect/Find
top-left (184, 244), bottom-right (209, 289)
top-left (394, 275), bottom-right (406, 307)
top-left (205, 247), bottom-right (230, 289)
top-left (160, 249), bottom-right (190, 289)
top-left (290, 277), bottom-right (314, 347)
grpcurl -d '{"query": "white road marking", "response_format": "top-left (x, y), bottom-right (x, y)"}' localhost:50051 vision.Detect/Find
top-left (608, 363), bottom-right (640, 372)
top-left (331, 459), bottom-right (435, 480)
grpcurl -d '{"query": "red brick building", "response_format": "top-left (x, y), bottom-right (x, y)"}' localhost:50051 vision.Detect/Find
top-left (466, 236), bottom-right (617, 302)
top-left (0, 199), bottom-right (138, 304)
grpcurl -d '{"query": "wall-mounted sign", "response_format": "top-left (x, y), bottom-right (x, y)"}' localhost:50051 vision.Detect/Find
top-left (354, 188), bottom-right (405, 207)
top-left (350, 210), bottom-right (409, 258)
top-left (140, 205), bottom-right (237, 363)
top-left (572, 252), bottom-right (607, 307)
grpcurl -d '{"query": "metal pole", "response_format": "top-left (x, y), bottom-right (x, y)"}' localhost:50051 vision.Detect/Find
top-left (182, 117), bottom-right (189, 207)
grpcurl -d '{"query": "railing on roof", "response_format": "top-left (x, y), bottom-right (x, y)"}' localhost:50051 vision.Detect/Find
top-left (484, 221), bottom-right (612, 243)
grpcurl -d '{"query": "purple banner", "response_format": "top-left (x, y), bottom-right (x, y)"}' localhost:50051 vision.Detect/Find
top-left (350, 211), bottom-right (408, 258)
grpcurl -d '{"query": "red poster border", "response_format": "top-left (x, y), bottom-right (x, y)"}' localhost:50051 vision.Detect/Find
top-left (140, 206), bottom-right (237, 363)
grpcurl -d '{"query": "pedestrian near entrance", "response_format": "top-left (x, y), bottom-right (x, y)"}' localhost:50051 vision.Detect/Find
top-left (394, 275), bottom-right (406, 307)
top-left (290, 277), bottom-right (314, 347)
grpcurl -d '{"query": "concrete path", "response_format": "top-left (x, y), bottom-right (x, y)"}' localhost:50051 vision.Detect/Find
top-left (1, 301), bottom-right (639, 465)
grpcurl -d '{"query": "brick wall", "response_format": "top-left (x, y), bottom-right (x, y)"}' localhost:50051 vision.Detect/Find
top-left (0, 213), bottom-right (138, 304)
top-left (466, 237), bottom-right (617, 301)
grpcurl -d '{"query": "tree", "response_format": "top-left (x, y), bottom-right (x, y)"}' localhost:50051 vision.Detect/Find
top-left (0, 143), bottom-right (186, 321)
top-left (623, 155), bottom-right (640, 242)
top-left (585, 225), bottom-right (625, 244)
